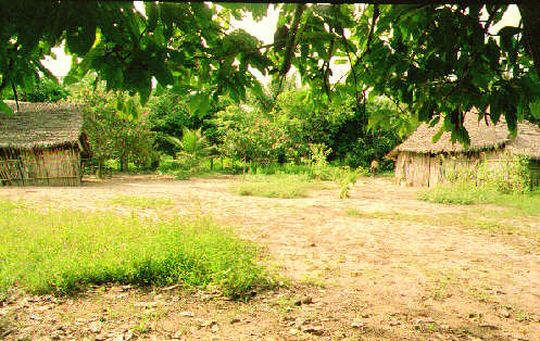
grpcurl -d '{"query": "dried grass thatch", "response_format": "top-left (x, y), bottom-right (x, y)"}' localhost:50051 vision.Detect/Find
top-left (388, 110), bottom-right (540, 160)
top-left (0, 101), bottom-right (83, 149)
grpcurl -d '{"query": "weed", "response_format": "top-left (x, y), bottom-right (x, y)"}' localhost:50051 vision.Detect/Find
top-left (0, 200), bottom-right (270, 299)
top-left (430, 279), bottom-right (449, 301)
top-left (299, 273), bottom-right (327, 288)
top-left (133, 316), bottom-right (152, 334)
top-left (309, 143), bottom-right (332, 181)
top-left (345, 208), bottom-right (363, 217)
top-left (273, 297), bottom-right (297, 314)
top-left (515, 311), bottom-right (533, 323)
top-left (468, 287), bottom-right (494, 303)
top-left (334, 167), bottom-right (360, 199)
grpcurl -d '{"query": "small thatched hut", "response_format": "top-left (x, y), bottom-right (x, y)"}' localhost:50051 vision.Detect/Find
top-left (0, 101), bottom-right (89, 186)
top-left (387, 112), bottom-right (540, 187)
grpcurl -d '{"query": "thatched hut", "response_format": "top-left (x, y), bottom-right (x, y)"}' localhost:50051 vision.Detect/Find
top-left (0, 101), bottom-right (89, 186)
top-left (387, 112), bottom-right (540, 187)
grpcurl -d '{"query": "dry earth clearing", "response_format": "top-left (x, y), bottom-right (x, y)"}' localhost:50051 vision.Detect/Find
top-left (0, 175), bottom-right (539, 340)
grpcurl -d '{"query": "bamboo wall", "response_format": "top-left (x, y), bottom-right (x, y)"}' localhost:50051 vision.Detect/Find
top-left (0, 146), bottom-right (81, 186)
top-left (531, 160), bottom-right (540, 188)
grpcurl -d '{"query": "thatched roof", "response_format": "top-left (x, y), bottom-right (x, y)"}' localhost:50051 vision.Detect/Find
top-left (0, 101), bottom-right (83, 150)
top-left (388, 111), bottom-right (540, 160)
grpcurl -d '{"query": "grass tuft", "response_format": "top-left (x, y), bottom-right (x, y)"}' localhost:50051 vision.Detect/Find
top-left (0, 200), bottom-right (269, 299)
top-left (107, 195), bottom-right (175, 209)
top-left (232, 174), bottom-right (317, 199)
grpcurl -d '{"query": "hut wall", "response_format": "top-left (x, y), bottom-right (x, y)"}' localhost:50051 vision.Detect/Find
top-left (395, 151), bottom-right (500, 187)
top-left (0, 146), bottom-right (81, 186)
top-left (395, 153), bottom-right (433, 187)
top-left (530, 160), bottom-right (540, 188)
top-left (38, 147), bottom-right (81, 186)
top-left (0, 149), bottom-right (22, 185)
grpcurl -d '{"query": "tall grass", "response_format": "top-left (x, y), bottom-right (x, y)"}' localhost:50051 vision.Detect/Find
top-left (0, 200), bottom-right (268, 299)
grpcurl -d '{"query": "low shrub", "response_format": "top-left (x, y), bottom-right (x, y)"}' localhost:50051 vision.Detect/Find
top-left (333, 167), bottom-right (363, 199)
top-left (309, 143), bottom-right (333, 181)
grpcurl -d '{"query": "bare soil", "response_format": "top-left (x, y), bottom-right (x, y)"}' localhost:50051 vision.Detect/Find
top-left (1, 175), bottom-right (539, 340)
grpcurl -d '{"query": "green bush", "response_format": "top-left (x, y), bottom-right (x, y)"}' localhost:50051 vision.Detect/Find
top-left (333, 167), bottom-right (365, 199)
top-left (309, 143), bottom-right (332, 180)
top-left (0, 201), bottom-right (269, 299)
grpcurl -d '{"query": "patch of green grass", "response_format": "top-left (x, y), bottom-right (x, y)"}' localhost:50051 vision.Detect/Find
top-left (299, 273), bottom-right (327, 288)
top-left (107, 195), bottom-right (174, 209)
top-left (232, 174), bottom-right (317, 199)
top-left (0, 200), bottom-right (269, 299)
top-left (419, 184), bottom-right (540, 216)
top-left (345, 208), bottom-right (378, 218)
top-left (418, 184), bottom-right (495, 205)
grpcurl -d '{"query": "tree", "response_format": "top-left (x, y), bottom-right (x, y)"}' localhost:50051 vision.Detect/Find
top-left (147, 90), bottom-right (195, 156)
top-left (165, 127), bottom-right (214, 175)
top-left (69, 80), bottom-right (157, 173)
top-left (270, 4), bottom-right (540, 144)
top-left (2, 2), bottom-right (539, 142)
top-left (0, 1), bottom-right (269, 113)
top-left (1, 78), bottom-right (69, 103)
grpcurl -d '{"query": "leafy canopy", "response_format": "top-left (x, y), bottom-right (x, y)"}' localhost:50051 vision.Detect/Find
top-left (1, 2), bottom-right (539, 142)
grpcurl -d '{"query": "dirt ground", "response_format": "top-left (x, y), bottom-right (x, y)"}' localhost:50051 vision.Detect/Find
top-left (0, 175), bottom-right (539, 340)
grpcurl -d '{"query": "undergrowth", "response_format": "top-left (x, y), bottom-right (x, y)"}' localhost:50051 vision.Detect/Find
top-left (0, 200), bottom-right (270, 299)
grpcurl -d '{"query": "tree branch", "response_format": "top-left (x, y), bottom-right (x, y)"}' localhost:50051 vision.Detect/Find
top-left (331, 4), bottom-right (379, 95)
top-left (275, 3), bottom-right (306, 100)
top-left (518, 3), bottom-right (540, 77)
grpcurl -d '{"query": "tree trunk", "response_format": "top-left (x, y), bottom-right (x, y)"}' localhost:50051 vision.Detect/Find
top-left (519, 4), bottom-right (540, 77)
top-left (120, 155), bottom-right (128, 172)
top-left (97, 159), bottom-right (103, 179)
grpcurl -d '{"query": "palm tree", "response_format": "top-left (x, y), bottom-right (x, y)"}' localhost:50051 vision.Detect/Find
top-left (165, 127), bottom-right (214, 171)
